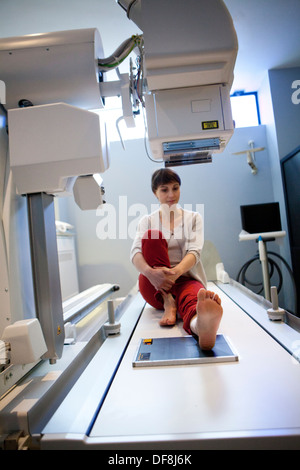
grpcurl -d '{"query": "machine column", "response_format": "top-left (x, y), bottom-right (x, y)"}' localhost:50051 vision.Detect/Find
top-left (27, 192), bottom-right (65, 363)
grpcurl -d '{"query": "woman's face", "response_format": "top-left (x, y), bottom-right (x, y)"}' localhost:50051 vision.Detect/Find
top-left (155, 181), bottom-right (181, 207)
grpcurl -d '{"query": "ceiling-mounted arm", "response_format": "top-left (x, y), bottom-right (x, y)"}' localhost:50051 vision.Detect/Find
top-left (98, 33), bottom-right (144, 111)
top-left (0, 28), bottom-right (105, 110)
top-left (117, 0), bottom-right (238, 166)
top-left (98, 34), bottom-right (143, 72)
top-left (98, 33), bottom-right (145, 144)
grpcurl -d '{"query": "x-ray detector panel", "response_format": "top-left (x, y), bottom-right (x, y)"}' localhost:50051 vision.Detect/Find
top-left (133, 335), bottom-right (238, 367)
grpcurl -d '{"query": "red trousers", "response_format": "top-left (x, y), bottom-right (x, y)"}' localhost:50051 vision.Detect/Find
top-left (138, 230), bottom-right (204, 334)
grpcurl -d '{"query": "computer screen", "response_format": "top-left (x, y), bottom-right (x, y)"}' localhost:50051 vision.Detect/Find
top-left (240, 202), bottom-right (282, 234)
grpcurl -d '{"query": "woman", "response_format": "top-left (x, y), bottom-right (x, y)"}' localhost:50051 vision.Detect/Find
top-left (130, 168), bottom-right (223, 350)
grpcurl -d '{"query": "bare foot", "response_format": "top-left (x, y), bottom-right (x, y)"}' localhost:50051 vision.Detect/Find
top-left (195, 288), bottom-right (223, 350)
top-left (159, 292), bottom-right (177, 326)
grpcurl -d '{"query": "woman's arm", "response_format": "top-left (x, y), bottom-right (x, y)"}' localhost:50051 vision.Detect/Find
top-left (168, 252), bottom-right (197, 281)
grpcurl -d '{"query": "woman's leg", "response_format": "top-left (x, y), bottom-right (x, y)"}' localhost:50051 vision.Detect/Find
top-left (174, 278), bottom-right (202, 333)
top-left (159, 291), bottom-right (177, 326)
top-left (191, 289), bottom-right (223, 350)
top-left (138, 230), bottom-right (223, 340)
top-left (175, 279), bottom-right (223, 350)
top-left (138, 230), bottom-right (171, 310)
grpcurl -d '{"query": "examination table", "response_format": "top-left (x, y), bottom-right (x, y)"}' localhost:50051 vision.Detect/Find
top-left (1, 282), bottom-right (300, 450)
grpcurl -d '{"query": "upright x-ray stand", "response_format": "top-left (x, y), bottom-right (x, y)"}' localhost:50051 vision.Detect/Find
top-left (239, 230), bottom-right (286, 301)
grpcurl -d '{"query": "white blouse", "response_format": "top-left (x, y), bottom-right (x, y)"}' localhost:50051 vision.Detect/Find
top-left (130, 208), bottom-right (207, 288)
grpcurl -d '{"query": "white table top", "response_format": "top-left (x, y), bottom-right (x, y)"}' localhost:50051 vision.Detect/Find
top-left (90, 282), bottom-right (300, 442)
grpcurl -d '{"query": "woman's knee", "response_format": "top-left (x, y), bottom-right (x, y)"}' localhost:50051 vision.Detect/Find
top-left (141, 230), bottom-right (170, 266)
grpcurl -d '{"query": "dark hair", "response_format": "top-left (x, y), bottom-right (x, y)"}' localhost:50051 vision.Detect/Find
top-left (151, 168), bottom-right (181, 193)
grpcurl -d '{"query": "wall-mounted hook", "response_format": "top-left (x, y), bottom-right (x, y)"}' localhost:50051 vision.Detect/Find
top-left (232, 140), bottom-right (265, 175)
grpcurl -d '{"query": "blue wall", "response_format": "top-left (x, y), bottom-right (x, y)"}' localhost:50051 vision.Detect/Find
top-left (258, 66), bottom-right (300, 312)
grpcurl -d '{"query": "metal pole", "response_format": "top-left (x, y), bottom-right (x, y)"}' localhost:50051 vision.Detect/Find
top-left (258, 236), bottom-right (271, 301)
top-left (27, 193), bottom-right (64, 363)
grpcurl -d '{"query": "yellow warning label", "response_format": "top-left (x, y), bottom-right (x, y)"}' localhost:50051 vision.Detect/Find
top-left (143, 338), bottom-right (153, 345)
top-left (202, 120), bottom-right (219, 130)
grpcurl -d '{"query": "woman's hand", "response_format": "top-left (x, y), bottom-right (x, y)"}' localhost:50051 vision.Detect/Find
top-left (149, 253), bottom-right (197, 292)
top-left (146, 266), bottom-right (177, 292)
top-left (132, 251), bottom-right (196, 293)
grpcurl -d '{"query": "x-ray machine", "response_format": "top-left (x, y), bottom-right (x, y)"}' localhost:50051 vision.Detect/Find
top-left (0, 0), bottom-right (300, 450)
